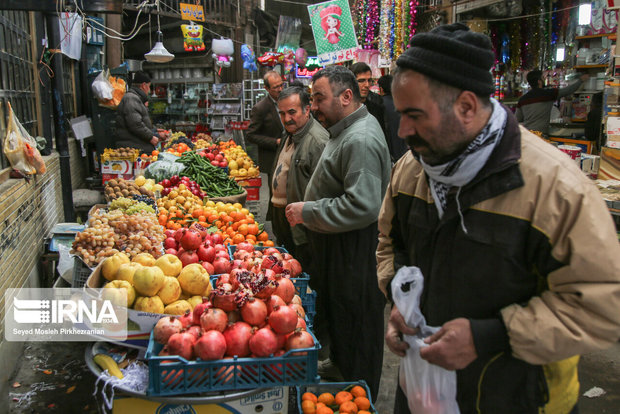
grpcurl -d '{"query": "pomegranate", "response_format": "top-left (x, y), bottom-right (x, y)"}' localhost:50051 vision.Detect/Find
top-left (223, 322), bottom-right (253, 357)
top-left (179, 250), bottom-right (200, 267)
top-left (210, 288), bottom-right (238, 312)
top-left (194, 330), bottom-right (227, 361)
top-left (164, 237), bottom-right (177, 250)
top-left (165, 248), bottom-right (178, 255)
top-left (215, 273), bottom-right (231, 287)
top-left (202, 261), bottom-right (215, 274)
top-left (215, 250), bottom-right (230, 260)
top-left (167, 331), bottom-right (195, 360)
top-left (189, 222), bottom-right (208, 239)
top-left (197, 244), bottom-right (216, 263)
top-left (286, 329), bottom-right (315, 355)
top-left (154, 316), bottom-right (183, 344)
top-left (174, 228), bottom-right (187, 243)
top-left (211, 233), bottom-right (224, 245)
top-left (179, 310), bottom-right (193, 329)
top-left (180, 229), bottom-right (202, 251)
top-left (192, 298), bottom-right (212, 325)
top-left (274, 330), bottom-right (287, 350)
top-left (200, 308), bottom-right (228, 332)
top-left (266, 295), bottom-right (286, 314)
top-left (214, 244), bottom-right (228, 253)
top-left (268, 305), bottom-right (298, 334)
top-left (282, 253), bottom-right (293, 260)
top-left (158, 345), bottom-right (170, 356)
top-left (262, 255), bottom-right (284, 274)
top-left (274, 276), bottom-right (296, 304)
top-left (186, 325), bottom-right (202, 341)
top-left (296, 317), bottom-right (307, 331)
top-left (213, 257), bottom-right (232, 274)
top-left (232, 259), bottom-right (244, 269)
top-left (236, 242), bottom-right (254, 253)
top-left (249, 327), bottom-right (279, 357)
top-left (290, 303), bottom-right (306, 319)
top-left (240, 297), bottom-right (268, 326)
top-left (263, 247), bottom-right (281, 257)
top-left (164, 229), bottom-right (175, 238)
top-left (282, 259), bottom-right (302, 278)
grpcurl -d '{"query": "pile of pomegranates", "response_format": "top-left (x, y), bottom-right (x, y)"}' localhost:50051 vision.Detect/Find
top-left (163, 225), bottom-right (232, 275)
top-left (153, 288), bottom-right (315, 362)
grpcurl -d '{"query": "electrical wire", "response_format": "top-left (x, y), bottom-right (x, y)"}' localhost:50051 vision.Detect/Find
top-left (460, 4), bottom-right (579, 23)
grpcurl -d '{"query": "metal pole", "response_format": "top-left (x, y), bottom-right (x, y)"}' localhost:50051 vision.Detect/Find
top-left (46, 13), bottom-right (75, 222)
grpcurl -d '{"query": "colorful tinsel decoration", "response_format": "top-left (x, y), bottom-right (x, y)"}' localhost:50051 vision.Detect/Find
top-left (394, 0), bottom-right (404, 58)
top-left (407, 0), bottom-right (418, 42)
top-left (509, 21), bottom-right (522, 72)
top-left (379, 0), bottom-right (393, 60)
top-left (365, 0), bottom-right (380, 49)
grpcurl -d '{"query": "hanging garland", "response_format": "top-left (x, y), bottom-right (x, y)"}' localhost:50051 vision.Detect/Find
top-left (509, 21), bottom-right (522, 72)
top-left (407, 0), bottom-right (419, 42)
top-left (353, 0), bottom-right (366, 48)
top-left (365, 0), bottom-right (380, 49)
top-left (394, 0), bottom-right (404, 59)
top-left (379, 0), bottom-right (393, 60)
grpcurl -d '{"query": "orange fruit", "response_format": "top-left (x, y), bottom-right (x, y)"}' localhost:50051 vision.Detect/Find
top-left (301, 400), bottom-right (316, 414)
top-left (192, 208), bottom-right (204, 219)
top-left (350, 386), bottom-right (367, 399)
top-left (238, 224), bottom-right (249, 235)
top-left (158, 214), bottom-right (168, 226)
top-left (358, 411), bottom-right (372, 414)
top-left (316, 407), bottom-right (333, 414)
top-left (316, 402), bottom-right (326, 409)
top-left (354, 397), bottom-right (370, 411)
top-left (257, 231), bottom-right (269, 242)
top-left (232, 233), bottom-right (245, 244)
top-left (334, 391), bottom-right (353, 406)
top-left (339, 401), bottom-right (358, 413)
top-left (317, 393), bottom-right (334, 405)
top-left (302, 392), bottom-right (318, 403)
top-left (263, 240), bottom-right (275, 247)
top-left (247, 224), bottom-right (259, 235)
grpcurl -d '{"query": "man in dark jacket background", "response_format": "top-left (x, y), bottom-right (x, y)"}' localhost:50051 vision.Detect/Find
top-left (378, 74), bottom-right (408, 162)
top-left (115, 71), bottom-right (166, 153)
top-left (350, 62), bottom-right (386, 139)
top-left (246, 70), bottom-right (285, 182)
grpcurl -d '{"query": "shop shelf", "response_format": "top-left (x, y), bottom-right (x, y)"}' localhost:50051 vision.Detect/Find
top-left (296, 380), bottom-right (377, 413)
top-left (146, 329), bottom-right (320, 396)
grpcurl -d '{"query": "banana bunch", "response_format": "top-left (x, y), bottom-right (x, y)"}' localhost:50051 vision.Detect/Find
top-left (93, 354), bottom-right (124, 379)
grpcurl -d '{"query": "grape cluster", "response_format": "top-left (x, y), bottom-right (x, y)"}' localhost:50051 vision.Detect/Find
top-left (109, 197), bottom-right (156, 215)
top-left (71, 209), bottom-right (165, 266)
top-left (125, 202), bottom-right (155, 215)
top-left (131, 194), bottom-right (156, 209)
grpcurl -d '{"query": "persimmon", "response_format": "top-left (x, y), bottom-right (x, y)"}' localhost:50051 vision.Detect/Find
top-left (316, 406), bottom-right (333, 414)
top-left (339, 401), bottom-right (358, 413)
top-left (302, 392), bottom-right (318, 403)
top-left (317, 393), bottom-right (334, 405)
top-left (247, 223), bottom-right (259, 235)
top-left (350, 386), bottom-right (367, 399)
top-left (335, 391), bottom-right (353, 406)
top-left (263, 240), bottom-right (275, 247)
top-left (257, 231), bottom-right (269, 242)
top-left (354, 397), bottom-right (370, 411)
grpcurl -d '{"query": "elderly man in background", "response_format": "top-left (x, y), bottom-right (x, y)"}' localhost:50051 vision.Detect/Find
top-left (270, 86), bottom-right (328, 266)
top-left (246, 70), bottom-right (285, 185)
top-left (285, 65), bottom-right (391, 401)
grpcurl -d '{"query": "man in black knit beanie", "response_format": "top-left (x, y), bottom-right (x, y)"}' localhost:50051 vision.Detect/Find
top-left (377, 22), bottom-right (620, 414)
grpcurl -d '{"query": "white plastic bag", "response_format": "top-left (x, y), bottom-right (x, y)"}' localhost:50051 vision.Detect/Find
top-left (392, 266), bottom-right (460, 414)
top-left (91, 69), bottom-right (113, 101)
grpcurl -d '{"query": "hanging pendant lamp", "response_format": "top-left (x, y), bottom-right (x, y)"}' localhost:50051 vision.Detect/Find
top-left (144, 0), bottom-right (174, 63)
top-left (145, 31), bottom-right (174, 63)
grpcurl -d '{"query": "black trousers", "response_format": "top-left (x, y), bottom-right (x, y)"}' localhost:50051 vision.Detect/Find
top-left (307, 223), bottom-right (386, 402)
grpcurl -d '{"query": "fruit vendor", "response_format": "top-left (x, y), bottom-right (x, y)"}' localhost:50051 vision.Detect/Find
top-left (270, 86), bottom-right (329, 266)
top-left (285, 65), bottom-right (391, 401)
top-left (376, 23), bottom-right (620, 414)
top-left (114, 71), bottom-right (168, 153)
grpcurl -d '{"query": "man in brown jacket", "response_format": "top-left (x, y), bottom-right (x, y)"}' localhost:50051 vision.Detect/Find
top-left (377, 23), bottom-right (620, 414)
top-left (246, 71), bottom-right (284, 184)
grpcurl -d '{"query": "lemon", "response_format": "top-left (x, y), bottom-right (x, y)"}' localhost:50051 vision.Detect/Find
top-left (205, 200), bottom-right (215, 208)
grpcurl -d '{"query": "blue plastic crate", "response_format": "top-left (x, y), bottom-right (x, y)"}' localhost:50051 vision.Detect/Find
top-left (146, 329), bottom-right (321, 396)
top-left (302, 291), bottom-right (316, 328)
top-left (296, 380), bottom-right (377, 413)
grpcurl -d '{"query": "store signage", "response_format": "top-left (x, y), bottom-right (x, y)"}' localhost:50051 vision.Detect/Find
top-left (455, 0), bottom-right (501, 14)
top-left (307, 0), bottom-right (358, 65)
top-left (180, 3), bottom-right (205, 22)
top-left (296, 57), bottom-right (322, 78)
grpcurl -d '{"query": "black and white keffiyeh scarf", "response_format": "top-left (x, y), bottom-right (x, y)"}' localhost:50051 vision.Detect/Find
top-left (420, 98), bottom-right (507, 230)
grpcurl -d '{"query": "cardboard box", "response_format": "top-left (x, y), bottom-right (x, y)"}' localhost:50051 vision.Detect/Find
top-left (102, 173), bottom-right (134, 185)
top-left (236, 177), bottom-right (262, 187)
top-left (85, 265), bottom-right (165, 348)
top-left (102, 159), bottom-right (133, 174)
top-left (112, 387), bottom-right (288, 413)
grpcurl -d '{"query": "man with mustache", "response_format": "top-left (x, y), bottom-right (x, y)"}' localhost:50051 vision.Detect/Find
top-left (285, 65), bottom-right (391, 400)
top-left (270, 86), bottom-right (328, 267)
top-left (376, 23), bottom-right (620, 413)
